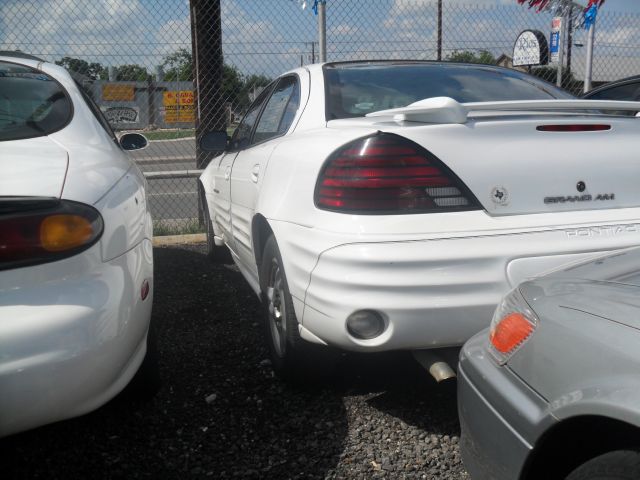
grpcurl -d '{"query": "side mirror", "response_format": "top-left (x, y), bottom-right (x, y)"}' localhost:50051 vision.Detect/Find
top-left (200, 131), bottom-right (228, 152)
top-left (119, 133), bottom-right (148, 151)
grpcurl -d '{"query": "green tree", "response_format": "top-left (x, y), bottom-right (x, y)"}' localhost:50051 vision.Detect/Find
top-left (55, 57), bottom-right (107, 80)
top-left (446, 50), bottom-right (496, 65)
top-left (240, 74), bottom-right (272, 107)
top-left (160, 49), bottom-right (272, 109)
top-left (115, 64), bottom-right (149, 81)
top-left (222, 63), bottom-right (244, 106)
top-left (161, 48), bottom-right (192, 81)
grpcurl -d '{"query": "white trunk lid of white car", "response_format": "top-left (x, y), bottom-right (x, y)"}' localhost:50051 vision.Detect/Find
top-left (399, 117), bottom-right (640, 216)
top-left (1, 137), bottom-right (68, 198)
top-left (331, 110), bottom-right (640, 216)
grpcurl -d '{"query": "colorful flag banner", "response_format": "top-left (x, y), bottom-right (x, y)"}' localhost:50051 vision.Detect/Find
top-left (515, 0), bottom-right (605, 28)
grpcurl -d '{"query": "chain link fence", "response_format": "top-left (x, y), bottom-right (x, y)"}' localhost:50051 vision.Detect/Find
top-left (2, 0), bottom-right (639, 234)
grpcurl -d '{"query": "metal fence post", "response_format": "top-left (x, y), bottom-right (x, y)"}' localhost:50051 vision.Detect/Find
top-left (584, 17), bottom-right (596, 93)
top-left (318, 1), bottom-right (327, 62)
top-left (437, 0), bottom-right (443, 61)
top-left (556, 14), bottom-right (566, 88)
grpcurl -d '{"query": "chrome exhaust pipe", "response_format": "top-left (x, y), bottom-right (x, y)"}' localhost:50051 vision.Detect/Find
top-left (412, 350), bottom-right (457, 382)
top-left (427, 361), bottom-right (457, 383)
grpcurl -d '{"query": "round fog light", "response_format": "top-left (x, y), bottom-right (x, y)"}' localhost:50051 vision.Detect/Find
top-left (346, 310), bottom-right (385, 340)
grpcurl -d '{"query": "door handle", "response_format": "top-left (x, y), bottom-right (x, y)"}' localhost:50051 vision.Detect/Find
top-left (224, 165), bottom-right (231, 181)
top-left (251, 164), bottom-right (260, 183)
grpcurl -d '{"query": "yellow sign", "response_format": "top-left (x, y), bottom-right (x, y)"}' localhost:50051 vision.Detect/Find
top-left (163, 90), bottom-right (194, 106)
top-left (102, 84), bottom-right (135, 102)
top-left (163, 90), bottom-right (195, 123)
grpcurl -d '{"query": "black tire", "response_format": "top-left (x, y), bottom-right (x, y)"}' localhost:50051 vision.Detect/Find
top-left (566, 450), bottom-right (640, 480)
top-left (199, 183), bottom-right (231, 263)
top-left (259, 235), bottom-right (339, 381)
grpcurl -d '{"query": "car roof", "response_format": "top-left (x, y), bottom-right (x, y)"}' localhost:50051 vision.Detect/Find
top-left (0, 51), bottom-right (47, 71)
top-left (584, 74), bottom-right (640, 97)
top-left (322, 59), bottom-right (508, 70)
top-left (0, 50), bottom-right (44, 62)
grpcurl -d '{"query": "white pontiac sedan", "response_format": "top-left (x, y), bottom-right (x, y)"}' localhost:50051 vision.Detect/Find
top-left (199, 60), bottom-right (640, 379)
top-left (0, 52), bottom-right (155, 436)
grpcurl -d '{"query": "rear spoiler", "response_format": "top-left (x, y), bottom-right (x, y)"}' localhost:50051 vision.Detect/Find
top-left (365, 97), bottom-right (640, 124)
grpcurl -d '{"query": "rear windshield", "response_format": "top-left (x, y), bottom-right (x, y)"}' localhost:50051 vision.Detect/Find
top-left (0, 60), bottom-right (72, 141)
top-left (324, 63), bottom-right (572, 120)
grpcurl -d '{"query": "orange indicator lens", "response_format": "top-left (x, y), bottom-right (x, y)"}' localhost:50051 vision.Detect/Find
top-left (490, 313), bottom-right (534, 355)
top-left (40, 215), bottom-right (94, 252)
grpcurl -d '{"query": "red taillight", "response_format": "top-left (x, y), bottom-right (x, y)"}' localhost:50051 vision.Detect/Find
top-left (0, 200), bottom-right (104, 271)
top-left (314, 133), bottom-right (479, 214)
top-left (536, 124), bottom-right (611, 132)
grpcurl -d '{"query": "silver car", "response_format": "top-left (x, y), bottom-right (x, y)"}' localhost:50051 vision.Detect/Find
top-left (458, 247), bottom-right (640, 480)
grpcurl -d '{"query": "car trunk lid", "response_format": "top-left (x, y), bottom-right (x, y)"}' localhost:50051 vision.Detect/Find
top-left (328, 99), bottom-right (640, 216)
top-left (1, 137), bottom-right (68, 198)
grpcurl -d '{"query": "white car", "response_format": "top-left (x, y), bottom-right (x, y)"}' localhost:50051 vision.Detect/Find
top-left (199, 60), bottom-right (640, 379)
top-left (0, 52), bottom-right (155, 436)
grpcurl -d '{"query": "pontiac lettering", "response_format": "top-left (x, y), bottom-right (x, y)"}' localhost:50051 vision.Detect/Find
top-left (566, 224), bottom-right (639, 238)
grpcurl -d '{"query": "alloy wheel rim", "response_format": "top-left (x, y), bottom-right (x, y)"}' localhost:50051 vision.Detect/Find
top-left (267, 258), bottom-right (287, 358)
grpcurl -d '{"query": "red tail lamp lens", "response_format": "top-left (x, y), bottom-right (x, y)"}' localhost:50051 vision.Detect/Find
top-left (537, 124), bottom-right (611, 132)
top-left (314, 133), bottom-right (480, 214)
top-left (0, 200), bottom-right (103, 271)
top-left (490, 313), bottom-right (535, 355)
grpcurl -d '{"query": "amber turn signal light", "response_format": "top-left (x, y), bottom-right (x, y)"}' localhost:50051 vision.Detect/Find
top-left (40, 215), bottom-right (95, 252)
top-left (0, 199), bottom-right (103, 271)
top-left (490, 313), bottom-right (534, 355)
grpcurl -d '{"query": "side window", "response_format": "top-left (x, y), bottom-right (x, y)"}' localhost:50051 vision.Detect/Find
top-left (229, 84), bottom-right (273, 151)
top-left (253, 76), bottom-right (300, 145)
top-left (588, 82), bottom-right (640, 101)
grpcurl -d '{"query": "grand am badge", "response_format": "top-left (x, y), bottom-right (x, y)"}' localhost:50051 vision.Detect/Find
top-left (490, 186), bottom-right (509, 206)
top-left (544, 193), bottom-right (615, 204)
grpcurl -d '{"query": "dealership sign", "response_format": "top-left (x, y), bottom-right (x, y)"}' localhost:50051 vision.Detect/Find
top-left (513, 30), bottom-right (549, 66)
top-left (549, 17), bottom-right (563, 63)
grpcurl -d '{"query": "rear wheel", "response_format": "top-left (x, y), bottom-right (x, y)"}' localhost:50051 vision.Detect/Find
top-left (566, 450), bottom-right (640, 480)
top-left (259, 235), bottom-right (338, 381)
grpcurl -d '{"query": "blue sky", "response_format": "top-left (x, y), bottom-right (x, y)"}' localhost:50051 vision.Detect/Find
top-left (1, 0), bottom-right (639, 81)
top-left (588, 0), bottom-right (640, 13)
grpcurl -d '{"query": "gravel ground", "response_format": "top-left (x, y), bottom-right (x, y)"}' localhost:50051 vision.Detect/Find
top-left (1, 243), bottom-right (469, 479)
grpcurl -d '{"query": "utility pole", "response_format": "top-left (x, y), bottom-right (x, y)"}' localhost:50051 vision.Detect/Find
top-left (189, 0), bottom-right (224, 227)
top-left (437, 0), bottom-right (443, 61)
top-left (189, 0), bottom-right (224, 170)
top-left (318, 0), bottom-right (327, 62)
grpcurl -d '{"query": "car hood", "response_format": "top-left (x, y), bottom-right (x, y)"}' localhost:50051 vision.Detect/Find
top-left (0, 137), bottom-right (68, 198)
top-left (521, 248), bottom-right (640, 331)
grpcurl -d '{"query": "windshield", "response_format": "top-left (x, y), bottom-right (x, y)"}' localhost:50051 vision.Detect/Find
top-left (324, 62), bottom-right (572, 120)
top-left (0, 60), bottom-right (72, 141)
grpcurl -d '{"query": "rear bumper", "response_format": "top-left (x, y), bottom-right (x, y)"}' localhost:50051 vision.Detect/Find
top-left (272, 218), bottom-right (640, 351)
top-left (0, 239), bottom-right (153, 437)
top-left (458, 332), bottom-right (554, 480)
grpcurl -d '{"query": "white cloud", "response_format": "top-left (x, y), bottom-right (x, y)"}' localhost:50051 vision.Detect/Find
top-left (0, 0), bottom-right (149, 66)
top-left (221, 0), bottom-right (288, 75)
top-left (155, 16), bottom-right (192, 56)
